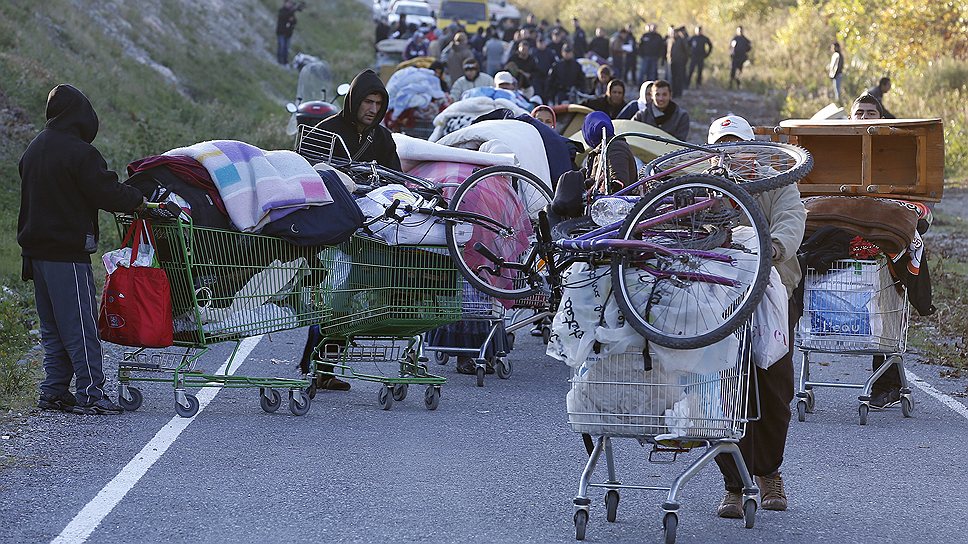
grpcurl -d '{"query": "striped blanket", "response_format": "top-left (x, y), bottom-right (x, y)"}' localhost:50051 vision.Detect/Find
top-left (165, 140), bottom-right (332, 232)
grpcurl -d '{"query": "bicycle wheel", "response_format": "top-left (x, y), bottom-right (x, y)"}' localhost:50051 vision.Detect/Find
top-left (644, 141), bottom-right (813, 194)
top-left (445, 165), bottom-right (553, 299)
top-left (610, 174), bottom-right (771, 349)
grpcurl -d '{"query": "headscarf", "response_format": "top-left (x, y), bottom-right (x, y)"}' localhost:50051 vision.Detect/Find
top-left (637, 81), bottom-right (653, 111)
top-left (581, 111), bottom-right (614, 147)
top-left (530, 104), bottom-right (556, 128)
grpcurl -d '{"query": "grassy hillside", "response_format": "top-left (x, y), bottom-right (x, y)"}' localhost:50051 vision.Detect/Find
top-left (0, 0), bottom-right (373, 408)
top-left (0, 0), bottom-right (373, 277)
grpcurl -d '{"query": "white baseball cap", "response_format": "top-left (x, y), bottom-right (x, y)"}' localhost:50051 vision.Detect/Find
top-left (708, 115), bottom-right (755, 144)
top-left (494, 71), bottom-right (516, 87)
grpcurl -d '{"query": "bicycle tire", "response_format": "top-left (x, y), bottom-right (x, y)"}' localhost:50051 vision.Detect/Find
top-left (445, 165), bottom-right (553, 299)
top-left (644, 141), bottom-right (813, 194)
top-left (610, 174), bottom-right (771, 349)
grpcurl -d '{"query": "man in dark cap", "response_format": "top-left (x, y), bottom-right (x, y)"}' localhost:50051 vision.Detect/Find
top-left (19, 84), bottom-right (146, 414)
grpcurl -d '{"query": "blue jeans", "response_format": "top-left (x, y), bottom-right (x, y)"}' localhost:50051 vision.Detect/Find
top-left (277, 34), bottom-right (291, 65)
top-left (639, 56), bottom-right (659, 82)
top-left (832, 74), bottom-right (843, 102)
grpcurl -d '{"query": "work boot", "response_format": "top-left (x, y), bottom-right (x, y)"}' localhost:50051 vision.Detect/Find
top-left (757, 473), bottom-right (788, 511)
top-left (717, 491), bottom-right (743, 518)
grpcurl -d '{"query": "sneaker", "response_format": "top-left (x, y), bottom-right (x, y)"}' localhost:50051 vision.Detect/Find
top-left (717, 491), bottom-right (743, 518)
top-left (37, 392), bottom-right (78, 412)
top-left (870, 389), bottom-right (901, 410)
top-left (530, 326), bottom-right (544, 337)
top-left (757, 473), bottom-right (788, 511)
top-left (74, 398), bottom-right (124, 415)
top-left (456, 357), bottom-right (476, 375)
top-left (316, 376), bottom-right (352, 391)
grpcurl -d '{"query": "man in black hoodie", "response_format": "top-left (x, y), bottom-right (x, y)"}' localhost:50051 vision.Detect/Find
top-left (302, 70), bottom-right (401, 391)
top-left (18, 84), bottom-right (145, 415)
top-left (312, 69), bottom-right (401, 171)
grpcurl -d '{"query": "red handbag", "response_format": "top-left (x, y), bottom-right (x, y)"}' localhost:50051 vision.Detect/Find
top-left (98, 220), bottom-right (174, 348)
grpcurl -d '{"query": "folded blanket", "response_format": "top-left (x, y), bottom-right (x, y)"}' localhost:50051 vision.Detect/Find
top-left (803, 196), bottom-right (918, 256)
top-left (429, 96), bottom-right (529, 142)
top-left (385, 67), bottom-right (446, 122)
top-left (393, 133), bottom-right (516, 171)
top-left (437, 119), bottom-right (552, 191)
top-left (165, 140), bottom-right (332, 232)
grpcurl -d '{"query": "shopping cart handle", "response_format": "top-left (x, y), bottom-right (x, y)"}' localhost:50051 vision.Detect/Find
top-left (143, 201), bottom-right (183, 217)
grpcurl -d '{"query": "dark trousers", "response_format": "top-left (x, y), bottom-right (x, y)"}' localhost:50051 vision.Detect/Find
top-left (670, 61), bottom-right (687, 97)
top-left (730, 57), bottom-right (746, 87)
top-left (716, 294), bottom-right (801, 492)
top-left (277, 34), bottom-right (291, 65)
top-left (32, 259), bottom-right (107, 405)
top-left (640, 56), bottom-right (660, 81)
top-left (872, 354), bottom-right (902, 391)
top-left (688, 57), bottom-right (706, 87)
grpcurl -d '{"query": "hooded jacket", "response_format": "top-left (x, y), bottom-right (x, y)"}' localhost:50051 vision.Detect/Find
top-left (18, 84), bottom-right (143, 264)
top-left (314, 70), bottom-right (401, 170)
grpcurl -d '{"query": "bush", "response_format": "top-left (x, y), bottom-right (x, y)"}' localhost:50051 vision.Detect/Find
top-left (0, 282), bottom-right (40, 411)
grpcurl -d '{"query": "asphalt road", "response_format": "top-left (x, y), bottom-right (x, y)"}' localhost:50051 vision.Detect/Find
top-left (2, 328), bottom-right (967, 543)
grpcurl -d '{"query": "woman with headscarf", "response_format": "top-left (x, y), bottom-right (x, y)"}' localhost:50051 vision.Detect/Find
top-left (582, 111), bottom-right (637, 193)
top-left (617, 81), bottom-right (653, 119)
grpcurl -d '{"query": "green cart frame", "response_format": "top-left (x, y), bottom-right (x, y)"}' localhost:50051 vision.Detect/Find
top-left (308, 234), bottom-right (461, 410)
top-left (113, 213), bottom-right (330, 418)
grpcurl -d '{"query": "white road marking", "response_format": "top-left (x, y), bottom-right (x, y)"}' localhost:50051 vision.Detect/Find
top-left (50, 335), bottom-right (264, 544)
top-left (906, 368), bottom-right (968, 421)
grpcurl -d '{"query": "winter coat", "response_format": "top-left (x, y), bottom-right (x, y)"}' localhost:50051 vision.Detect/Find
top-left (18, 84), bottom-right (143, 264)
top-left (632, 101), bottom-right (690, 141)
top-left (313, 70), bottom-right (401, 170)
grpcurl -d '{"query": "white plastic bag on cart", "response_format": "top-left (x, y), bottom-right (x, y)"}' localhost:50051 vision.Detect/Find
top-left (102, 228), bottom-right (155, 274)
top-left (546, 262), bottom-right (613, 368)
top-left (356, 184), bottom-right (472, 246)
top-left (751, 267), bottom-right (789, 369)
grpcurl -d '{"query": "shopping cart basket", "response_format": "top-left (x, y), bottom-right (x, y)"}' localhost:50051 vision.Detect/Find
top-left (568, 325), bottom-right (759, 543)
top-left (308, 234), bottom-right (459, 410)
top-left (795, 257), bottom-right (911, 425)
top-left (113, 214), bottom-right (326, 417)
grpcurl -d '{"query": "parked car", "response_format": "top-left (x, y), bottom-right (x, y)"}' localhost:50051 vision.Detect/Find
top-left (387, 0), bottom-right (437, 29)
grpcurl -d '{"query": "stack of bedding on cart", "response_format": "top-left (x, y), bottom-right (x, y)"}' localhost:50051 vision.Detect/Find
top-left (549, 262), bottom-right (739, 439)
top-left (798, 195), bottom-right (935, 349)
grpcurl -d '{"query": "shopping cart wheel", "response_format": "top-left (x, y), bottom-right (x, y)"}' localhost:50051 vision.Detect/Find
top-left (605, 490), bottom-right (619, 522)
top-left (858, 403), bottom-right (869, 425)
top-left (662, 512), bottom-right (677, 544)
top-left (806, 390), bottom-right (816, 413)
top-left (175, 393), bottom-right (199, 418)
top-left (435, 351), bottom-right (449, 365)
top-left (424, 386), bottom-right (441, 411)
top-left (541, 326), bottom-right (551, 345)
top-left (118, 386), bottom-right (143, 412)
top-left (743, 498), bottom-right (756, 529)
top-left (506, 332), bottom-right (515, 351)
top-left (573, 510), bottom-right (588, 541)
top-left (796, 400), bottom-right (807, 422)
top-left (496, 358), bottom-right (512, 380)
top-left (259, 388), bottom-right (282, 413)
top-left (901, 396), bottom-right (914, 417)
top-left (378, 385), bottom-right (394, 410)
top-left (392, 383), bottom-right (409, 402)
top-left (476, 366), bottom-right (485, 387)
top-left (288, 390), bottom-right (311, 416)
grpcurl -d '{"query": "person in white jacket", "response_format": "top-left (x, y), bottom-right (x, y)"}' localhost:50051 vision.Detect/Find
top-left (449, 58), bottom-right (494, 100)
top-left (706, 115), bottom-right (806, 519)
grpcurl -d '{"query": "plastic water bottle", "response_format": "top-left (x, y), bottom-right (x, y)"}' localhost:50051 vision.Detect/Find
top-left (590, 197), bottom-right (635, 227)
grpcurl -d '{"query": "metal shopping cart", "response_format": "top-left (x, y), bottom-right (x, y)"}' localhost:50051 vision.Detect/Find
top-left (307, 234), bottom-right (460, 410)
top-left (568, 325), bottom-right (758, 544)
top-left (795, 257), bottom-right (911, 425)
top-left (113, 213), bottom-right (326, 418)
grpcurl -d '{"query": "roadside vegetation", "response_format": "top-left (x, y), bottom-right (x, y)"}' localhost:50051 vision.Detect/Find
top-left (0, 0), bottom-right (372, 410)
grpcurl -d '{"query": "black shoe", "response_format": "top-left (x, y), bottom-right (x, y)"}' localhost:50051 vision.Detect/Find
top-left (316, 376), bottom-right (352, 391)
top-left (456, 357), bottom-right (476, 375)
top-left (74, 398), bottom-right (124, 415)
top-left (37, 392), bottom-right (78, 412)
top-left (870, 389), bottom-right (901, 410)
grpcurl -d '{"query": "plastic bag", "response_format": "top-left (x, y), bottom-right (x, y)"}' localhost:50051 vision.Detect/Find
top-left (356, 184), bottom-right (471, 246)
top-left (751, 268), bottom-right (790, 369)
top-left (102, 223), bottom-right (156, 274)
